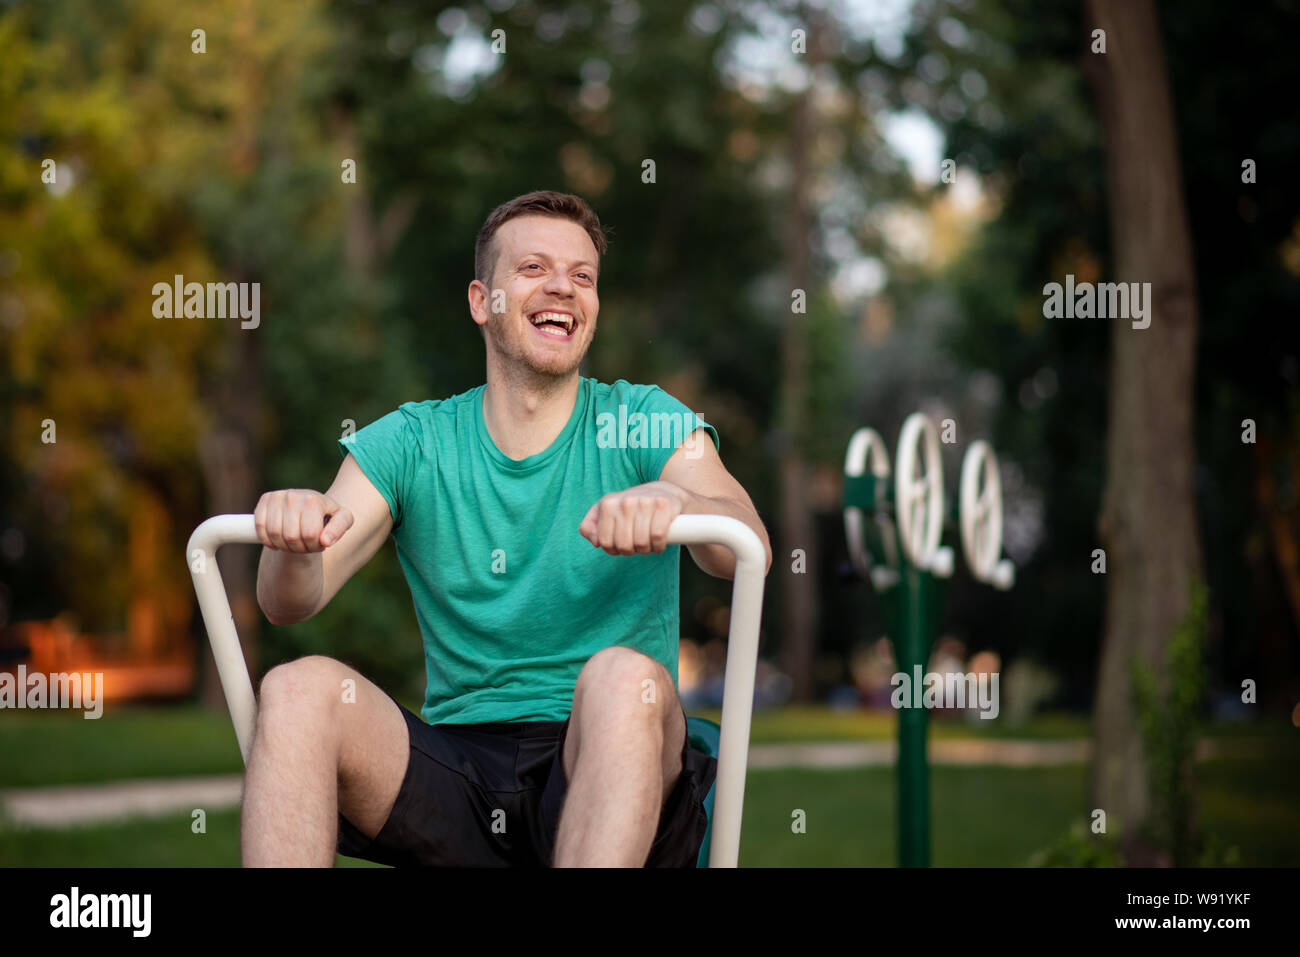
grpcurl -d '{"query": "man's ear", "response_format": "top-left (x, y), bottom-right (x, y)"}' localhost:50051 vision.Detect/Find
top-left (468, 279), bottom-right (491, 331)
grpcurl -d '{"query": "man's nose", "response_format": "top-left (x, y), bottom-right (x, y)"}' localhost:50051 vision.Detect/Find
top-left (542, 269), bottom-right (576, 295)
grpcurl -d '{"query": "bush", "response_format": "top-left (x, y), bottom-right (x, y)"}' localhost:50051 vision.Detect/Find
top-left (1129, 579), bottom-right (1208, 866)
top-left (1027, 820), bottom-right (1121, 867)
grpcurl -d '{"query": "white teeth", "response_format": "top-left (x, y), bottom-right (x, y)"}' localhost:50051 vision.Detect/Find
top-left (531, 312), bottom-right (573, 332)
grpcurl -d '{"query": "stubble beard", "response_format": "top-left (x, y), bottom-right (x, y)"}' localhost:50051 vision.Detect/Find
top-left (486, 308), bottom-right (595, 390)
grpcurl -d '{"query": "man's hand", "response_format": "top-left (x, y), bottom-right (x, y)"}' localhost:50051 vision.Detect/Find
top-left (579, 481), bottom-right (688, 556)
top-left (255, 456), bottom-right (394, 626)
top-left (255, 489), bottom-right (355, 553)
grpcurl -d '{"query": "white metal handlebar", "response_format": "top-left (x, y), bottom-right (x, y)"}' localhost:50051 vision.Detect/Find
top-left (186, 512), bottom-right (766, 868)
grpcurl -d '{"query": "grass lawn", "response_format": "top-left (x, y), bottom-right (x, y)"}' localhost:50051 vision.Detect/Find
top-left (0, 696), bottom-right (418, 788)
top-left (740, 754), bottom-right (1300, 866)
top-left (0, 808), bottom-right (381, 867)
top-left (3, 755), bottom-right (1296, 866)
top-left (2, 700), bottom-right (1294, 867)
top-left (698, 705), bottom-right (1098, 742)
top-left (3, 700), bottom-right (1288, 789)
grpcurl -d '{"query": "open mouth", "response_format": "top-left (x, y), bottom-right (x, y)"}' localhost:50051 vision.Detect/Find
top-left (528, 310), bottom-right (576, 339)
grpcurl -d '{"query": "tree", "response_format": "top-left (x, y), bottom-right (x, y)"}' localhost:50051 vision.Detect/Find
top-left (896, 0), bottom-right (1300, 717)
top-left (1084, 0), bottom-right (1205, 863)
top-left (774, 3), bottom-right (824, 701)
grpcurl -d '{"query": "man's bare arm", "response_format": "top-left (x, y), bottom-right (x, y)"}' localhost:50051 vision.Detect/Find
top-left (255, 453), bottom-right (394, 625)
top-left (657, 433), bottom-right (772, 579)
top-left (578, 429), bottom-right (773, 580)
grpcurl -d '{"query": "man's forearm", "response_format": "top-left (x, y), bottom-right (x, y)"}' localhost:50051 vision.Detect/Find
top-left (256, 549), bottom-right (325, 625)
top-left (676, 486), bottom-right (773, 580)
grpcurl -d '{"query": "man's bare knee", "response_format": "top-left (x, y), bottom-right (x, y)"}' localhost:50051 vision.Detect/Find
top-left (573, 646), bottom-right (674, 720)
top-left (256, 655), bottom-right (350, 736)
top-left (250, 655), bottom-right (407, 840)
top-left (567, 646), bottom-right (683, 796)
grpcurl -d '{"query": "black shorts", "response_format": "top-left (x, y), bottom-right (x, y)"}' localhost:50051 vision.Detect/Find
top-left (336, 696), bottom-right (718, 867)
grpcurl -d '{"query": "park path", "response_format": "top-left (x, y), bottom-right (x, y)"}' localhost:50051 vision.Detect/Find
top-left (0, 737), bottom-right (1247, 828)
top-left (1, 774), bottom-right (243, 829)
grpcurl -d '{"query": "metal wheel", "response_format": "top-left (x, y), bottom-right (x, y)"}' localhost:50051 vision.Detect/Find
top-left (959, 440), bottom-right (1004, 582)
top-left (894, 413), bottom-right (944, 569)
top-left (843, 427), bottom-right (891, 579)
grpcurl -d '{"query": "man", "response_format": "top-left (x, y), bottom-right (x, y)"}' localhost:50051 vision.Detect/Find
top-left (244, 190), bottom-right (771, 867)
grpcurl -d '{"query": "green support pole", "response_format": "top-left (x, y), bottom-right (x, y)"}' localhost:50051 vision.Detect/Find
top-left (845, 420), bottom-right (1011, 868)
top-left (892, 563), bottom-right (934, 867)
top-left (896, 703), bottom-right (930, 867)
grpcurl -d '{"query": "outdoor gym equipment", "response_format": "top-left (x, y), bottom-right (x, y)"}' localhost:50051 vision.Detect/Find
top-left (843, 413), bottom-right (1015, 867)
top-left (187, 512), bottom-right (766, 868)
top-left (959, 440), bottom-right (1015, 590)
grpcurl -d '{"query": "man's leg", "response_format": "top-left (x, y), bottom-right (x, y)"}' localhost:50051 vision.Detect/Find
top-left (240, 654), bottom-right (409, 867)
top-left (553, 645), bottom-right (686, 867)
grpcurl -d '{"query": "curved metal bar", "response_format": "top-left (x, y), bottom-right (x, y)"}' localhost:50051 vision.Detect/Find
top-left (186, 512), bottom-right (767, 868)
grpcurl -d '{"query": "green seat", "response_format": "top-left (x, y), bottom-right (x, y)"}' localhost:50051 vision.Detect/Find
top-left (686, 715), bottom-right (721, 868)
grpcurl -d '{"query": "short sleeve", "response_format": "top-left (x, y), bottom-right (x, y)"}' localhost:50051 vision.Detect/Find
top-left (627, 385), bottom-right (720, 484)
top-left (337, 405), bottom-right (422, 529)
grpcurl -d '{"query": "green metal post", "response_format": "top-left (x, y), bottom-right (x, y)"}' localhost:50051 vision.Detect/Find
top-left (845, 422), bottom-right (1011, 868)
top-left (843, 439), bottom-right (952, 868)
top-left (892, 562), bottom-right (935, 867)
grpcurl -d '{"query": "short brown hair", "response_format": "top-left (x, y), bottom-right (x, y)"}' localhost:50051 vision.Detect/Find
top-left (474, 190), bottom-right (608, 288)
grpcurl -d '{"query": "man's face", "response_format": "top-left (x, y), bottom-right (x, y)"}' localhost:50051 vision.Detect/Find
top-left (473, 214), bottom-right (600, 379)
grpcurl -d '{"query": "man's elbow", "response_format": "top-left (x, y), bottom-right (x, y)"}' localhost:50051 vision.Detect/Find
top-left (257, 584), bottom-right (309, 627)
top-left (263, 596), bottom-right (322, 627)
top-left (261, 605), bottom-right (291, 627)
top-left (258, 593), bottom-right (290, 627)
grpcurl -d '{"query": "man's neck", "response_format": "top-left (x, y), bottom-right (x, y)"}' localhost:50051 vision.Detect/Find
top-left (481, 363), bottom-right (582, 460)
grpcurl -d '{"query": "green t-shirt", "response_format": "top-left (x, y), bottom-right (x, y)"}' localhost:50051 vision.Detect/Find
top-left (338, 377), bottom-right (718, 725)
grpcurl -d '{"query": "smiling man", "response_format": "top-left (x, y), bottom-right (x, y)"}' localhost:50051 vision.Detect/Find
top-left (242, 190), bottom-right (771, 867)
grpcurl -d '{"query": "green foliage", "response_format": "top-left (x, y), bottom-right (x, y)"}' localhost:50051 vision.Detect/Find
top-left (898, 0), bottom-right (1300, 706)
top-left (1026, 819), bottom-right (1121, 868)
top-left (6, 0), bottom-right (1297, 716)
top-left (1030, 583), bottom-right (1249, 867)
top-left (1197, 832), bottom-right (1242, 868)
top-left (883, 0), bottom-right (1114, 697)
top-left (1129, 578), bottom-right (1210, 867)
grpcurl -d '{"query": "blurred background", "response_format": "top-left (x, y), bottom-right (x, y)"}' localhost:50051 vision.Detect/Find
top-left (0, 0), bottom-right (1297, 866)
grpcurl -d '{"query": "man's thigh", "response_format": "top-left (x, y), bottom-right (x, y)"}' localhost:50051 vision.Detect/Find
top-left (326, 661), bottom-right (410, 841)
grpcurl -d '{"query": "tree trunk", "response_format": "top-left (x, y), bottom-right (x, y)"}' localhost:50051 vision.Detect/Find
top-left (1085, 0), bottom-right (1205, 864)
top-left (777, 5), bottom-right (823, 702)
top-left (195, 1), bottom-right (267, 710)
top-left (197, 321), bottom-right (263, 709)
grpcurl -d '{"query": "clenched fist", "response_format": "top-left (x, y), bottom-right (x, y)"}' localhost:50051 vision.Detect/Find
top-left (579, 481), bottom-right (689, 556)
top-left (254, 489), bottom-right (354, 553)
